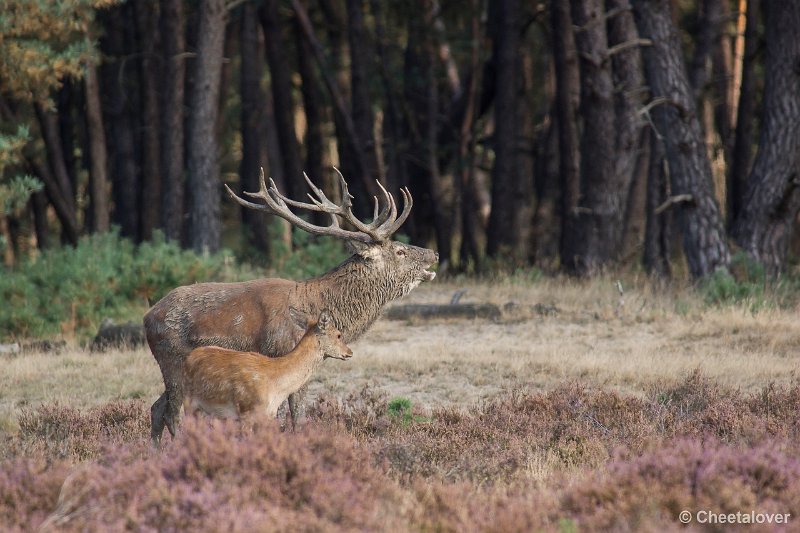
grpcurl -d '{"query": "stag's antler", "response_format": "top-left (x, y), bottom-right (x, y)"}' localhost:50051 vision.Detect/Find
top-left (224, 168), bottom-right (412, 243)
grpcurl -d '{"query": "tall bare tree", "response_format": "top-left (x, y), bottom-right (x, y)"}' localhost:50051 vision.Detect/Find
top-left (607, 0), bottom-right (649, 259)
top-left (729, 0), bottom-right (760, 226)
top-left (100, 4), bottom-right (140, 241)
top-left (486, 0), bottom-right (526, 260)
top-left (345, 0), bottom-right (382, 186)
top-left (731, 1), bottom-right (800, 274)
top-left (83, 61), bottom-right (110, 233)
top-left (186, 0), bottom-right (226, 254)
top-left (240, 1), bottom-right (272, 253)
top-left (260, 0), bottom-right (303, 198)
top-left (633, 0), bottom-right (730, 278)
top-left (552, 0), bottom-right (582, 273)
top-left (568, 0), bottom-right (619, 273)
top-left (159, 0), bottom-right (186, 243)
top-left (135, 0), bottom-right (162, 240)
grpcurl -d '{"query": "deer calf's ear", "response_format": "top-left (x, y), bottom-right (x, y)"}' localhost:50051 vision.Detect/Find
top-left (317, 309), bottom-right (332, 332)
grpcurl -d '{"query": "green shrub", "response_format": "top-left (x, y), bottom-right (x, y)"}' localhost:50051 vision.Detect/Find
top-left (268, 223), bottom-right (349, 280)
top-left (0, 230), bottom-right (244, 341)
top-left (700, 253), bottom-right (768, 309)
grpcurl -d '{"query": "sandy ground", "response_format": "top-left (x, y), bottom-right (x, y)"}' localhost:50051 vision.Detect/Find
top-left (2, 277), bottom-right (798, 431)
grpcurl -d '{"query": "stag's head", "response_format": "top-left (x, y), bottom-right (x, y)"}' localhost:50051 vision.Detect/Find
top-left (225, 169), bottom-right (438, 297)
top-left (314, 309), bottom-right (353, 360)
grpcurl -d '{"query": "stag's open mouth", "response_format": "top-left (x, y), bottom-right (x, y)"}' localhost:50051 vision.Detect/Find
top-left (422, 269), bottom-right (436, 282)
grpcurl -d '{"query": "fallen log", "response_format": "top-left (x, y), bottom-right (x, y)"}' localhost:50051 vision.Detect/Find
top-left (90, 319), bottom-right (146, 352)
top-left (384, 303), bottom-right (502, 321)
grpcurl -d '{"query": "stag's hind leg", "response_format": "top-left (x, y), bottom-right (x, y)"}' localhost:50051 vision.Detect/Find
top-left (150, 340), bottom-right (189, 443)
top-left (150, 392), bottom-right (168, 445)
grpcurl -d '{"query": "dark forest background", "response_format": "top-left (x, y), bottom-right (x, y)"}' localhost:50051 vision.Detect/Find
top-left (2, 0), bottom-right (799, 281)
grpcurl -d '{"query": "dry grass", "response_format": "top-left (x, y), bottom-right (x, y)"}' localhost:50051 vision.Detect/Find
top-left (1, 276), bottom-right (797, 433)
top-left (2, 276), bottom-right (800, 531)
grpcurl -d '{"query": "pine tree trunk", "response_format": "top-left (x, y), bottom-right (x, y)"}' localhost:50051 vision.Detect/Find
top-left (731, 1), bottom-right (800, 275)
top-left (159, 0), bottom-right (186, 243)
top-left (345, 0), bottom-right (382, 187)
top-left (568, 0), bottom-right (621, 273)
top-left (187, 0), bottom-right (226, 254)
top-left (486, 0), bottom-right (523, 259)
top-left (134, 0), bottom-right (162, 240)
top-left (100, 5), bottom-right (140, 241)
top-left (607, 0), bottom-right (648, 260)
top-left (260, 0), bottom-right (303, 198)
top-left (644, 135), bottom-right (671, 277)
top-left (31, 191), bottom-right (50, 249)
top-left (551, 0), bottom-right (582, 273)
top-left (34, 103), bottom-right (79, 244)
top-left (240, 1), bottom-right (271, 253)
top-left (295, 14), bottom-right (326, 226)
top-left (729, 0), bottom-right (759, 226)
top-left (84, 61), bottom-right (110, 233)
top-left (633, 0), bottom-right (730, 278)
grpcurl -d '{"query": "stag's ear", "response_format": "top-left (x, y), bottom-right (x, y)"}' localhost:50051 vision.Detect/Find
top-left (316, 309), bottom-right (332, 333)
top-left (350, 242), bottom-right (381, 260)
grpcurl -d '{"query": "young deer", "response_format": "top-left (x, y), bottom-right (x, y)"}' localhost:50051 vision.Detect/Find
top-left (182, 310), bottom-right (352, 421)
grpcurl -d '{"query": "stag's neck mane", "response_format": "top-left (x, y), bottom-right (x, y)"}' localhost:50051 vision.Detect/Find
top-left (300, 254), bottom-right (392, 342)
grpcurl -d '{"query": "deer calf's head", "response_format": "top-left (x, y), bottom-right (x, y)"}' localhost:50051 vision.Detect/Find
top-left (315, 309), bottom-right (353, 360)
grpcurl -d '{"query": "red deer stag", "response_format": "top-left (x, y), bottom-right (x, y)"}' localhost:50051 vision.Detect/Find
top-left (144, 169), bottom-right (437, 443)
top-left (183, 310), bottom-right (352, 421)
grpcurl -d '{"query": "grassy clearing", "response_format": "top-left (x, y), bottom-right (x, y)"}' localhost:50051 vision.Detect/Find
top-left (1, 276), bottom-right (798, 531)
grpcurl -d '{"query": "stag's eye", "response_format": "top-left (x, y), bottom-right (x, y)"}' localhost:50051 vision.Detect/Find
top-left (396, 249), bottom-right (406, 257)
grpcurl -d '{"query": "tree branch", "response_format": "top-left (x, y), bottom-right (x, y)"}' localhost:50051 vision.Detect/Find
top-left (655, 194), bottom-right (694, 215)
top-left (291, 0), bottom-right (371, 184)
top-left (607, 38), bottom-right (652, 57)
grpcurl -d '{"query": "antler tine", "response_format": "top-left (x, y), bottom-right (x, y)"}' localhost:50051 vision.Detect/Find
top-left (329, 167), bottom-right (389, 238)
top-left (379, 187), bottom-right (413, 238)
top-left (226, 167), bottom-right (374, 243)
top-left (371, 180), bottom-right (395, 229)
top-left (226, 168), bottom-right (272, 211)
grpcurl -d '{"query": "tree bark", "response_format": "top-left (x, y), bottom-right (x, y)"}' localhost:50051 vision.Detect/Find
top-left (643, 134), bottom-right (671, 277)
top-left (159, 0), bottom-right (186, 243)
top-left (31, 191), bottom-right (50, 249)
top-left (567, 0), bottom-right (621, 273)
top-left (100, 5), bottom-right (140, 241)
top-left (633, 0), bottom-right (730, 278)
top-left (729, 0), bottom-right (759, 226)
top-left (84, 61), bottom-right (110, 233)
top-left (34, 103), bottom-right (79, 244)
top-left (607, 0), bottom-right (648, 259)
top-left (551, 0), bottom-right (582, 273)
top-left (486, 0), bottom-right (524, 260)
top-left (240, 1), bottom-right (271, 253)
top-left (731, 1), bottom-right (800, 275)
top-left (134, 0), bottom-right (162, 240)
top-left (260, 0), bottom-right (303, 198)
top-left (456, 0), bottom-right (484, 269)
top-left (345, 0), bottom-right (382, 185)
top-left (295, 13), bottom-right (326, 226)
top-left (187, 0), bottom-right (226, 254)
